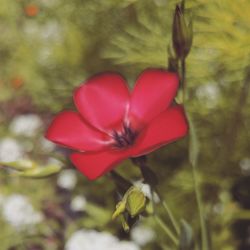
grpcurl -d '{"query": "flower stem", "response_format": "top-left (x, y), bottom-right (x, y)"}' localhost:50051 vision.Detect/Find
top-left (132, 157), bottom-right (180, 239)
top-left (181, 58), bottom-right (186, 103)
top-left (191, 164), bottom-right (209, 250)
top-left (181, 57), bottom-right (209, 250)
top-left (154, 215), bottom-right (178, 246)
top-left (154, 187), bottom-right (180, 235)
top-left (150, 186), bottom-right (179, 246)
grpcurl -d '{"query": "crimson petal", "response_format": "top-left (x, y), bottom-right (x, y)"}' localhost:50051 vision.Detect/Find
top-left (129, 69), bottom-right (179, 128)
top-left (74, 73), bottom-right (130, 132)
top-left (45, 111), bottom-right (108, 151)
top-left (70, 150), bottom-right (130, 180)
top-left (132, 105), bottom-right (188, 156)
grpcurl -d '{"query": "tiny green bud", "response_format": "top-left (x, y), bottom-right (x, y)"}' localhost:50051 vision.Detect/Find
top-left (172, 4), bottom-right (193, 59)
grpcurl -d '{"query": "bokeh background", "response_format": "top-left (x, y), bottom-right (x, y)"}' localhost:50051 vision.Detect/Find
top-left (0, 0), bottom-right (250, 249)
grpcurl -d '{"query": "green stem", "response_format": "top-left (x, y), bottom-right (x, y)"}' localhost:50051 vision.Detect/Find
top-left (154, 215), bottom-right (178, 246)
top-left (191, 164), bottom-right (208, 250)
top-left (155, 188), bottom-right (180, 235)
top-left (181, 58), bottom-right (186, 103)
top-left (181, 57), bottom-right (208, 250)
top-left (150, 187), bottom-right (156, 215)
top-left (150, 186), bottom-right (178, 246)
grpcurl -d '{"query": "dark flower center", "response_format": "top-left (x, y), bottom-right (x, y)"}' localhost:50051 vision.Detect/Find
top-left (112, 124), bottom-right (137, 149)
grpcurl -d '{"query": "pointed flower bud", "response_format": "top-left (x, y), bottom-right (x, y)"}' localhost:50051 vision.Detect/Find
top-left (172, 4), bottom-right (193, 59)
top-left (112, 186), bottom-right (147, 231)
top-left (126, 187), bottom-right (147, 218)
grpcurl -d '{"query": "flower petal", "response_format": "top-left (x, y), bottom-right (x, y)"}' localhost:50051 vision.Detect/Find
top-left (46, 111), bottom-right (108, 151)
top-left (74, 73), bottom-right (130, 131)
top-left (129, 69), bottom-right (179, 128)
top-left (70, 150), bottom-right (130, 180)
top-left (132, 105), bottom-right (188, 156)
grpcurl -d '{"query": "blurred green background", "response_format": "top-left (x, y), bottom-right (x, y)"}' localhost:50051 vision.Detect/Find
top-left (0, 0), bottom-right (250, 249)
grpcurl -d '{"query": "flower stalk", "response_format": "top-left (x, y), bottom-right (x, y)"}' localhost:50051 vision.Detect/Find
top-left (154, 187), bottom-right (180, 235)
top-left (154, 215), bottom-right (178, 246)
top-left (178, 18), bottom-right (209, 250)
top-left (132, 157), bottom-right (180, 241)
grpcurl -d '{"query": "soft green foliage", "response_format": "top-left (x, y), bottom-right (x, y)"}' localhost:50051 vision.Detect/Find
top-left (0, 0), bottom-right (249, 249)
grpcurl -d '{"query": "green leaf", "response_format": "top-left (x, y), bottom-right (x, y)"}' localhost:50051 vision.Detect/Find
top-left (85, 203), bottom-right (112, 227)
top-left (112, 201), bottom-right (126, 220)
top-left (16, 164), bottom-right (62, 178)
top-left (120, 214), bottom-right (130, 232)
top-left (179, 219), bottom-right (195, 250)
top-left (0, 159), bottom-right (37, 171)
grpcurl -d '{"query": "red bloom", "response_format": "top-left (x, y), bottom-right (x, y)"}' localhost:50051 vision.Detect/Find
top-left (46, 69), bottom-right (188, 180)
top-left (24, 4), bottom-right (39, 17)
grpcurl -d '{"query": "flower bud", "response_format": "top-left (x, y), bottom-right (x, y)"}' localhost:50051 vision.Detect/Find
top-left (126, 187), bottom-right (147, 218)
top-left (172, 4), bottom-right (193, 59)
top-left (112, 186), bottom-right (147, 226)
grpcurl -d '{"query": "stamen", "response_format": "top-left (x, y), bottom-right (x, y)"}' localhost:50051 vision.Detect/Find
top-left (112, 124), bottom-right (137, 149)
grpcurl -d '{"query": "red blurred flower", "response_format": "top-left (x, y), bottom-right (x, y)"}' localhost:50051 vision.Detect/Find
top-left (46, 69), bottom-right (188, 180)
top-left (25, 4), bottom-right (39, 17)
top-left (11, 76), bottom-right (24, 89)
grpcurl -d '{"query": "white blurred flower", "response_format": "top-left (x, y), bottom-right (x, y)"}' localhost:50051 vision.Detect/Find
top-left (212, 203), bottom-right (224, 215)
top-left (47, 157), bottom-right (63, 166)
top-left (2, 194), bottom-right (43, 230)
top-left (113, 241), bottom-right (140, 250)
top-left (70, 196), bottom-right (87, 212)
top-left (40, 0), bottom-right (59, 7)
top-left (40, 21), bottom-right (62, 41)
top-left (0, 138), bottom-right (24, 162)
top-left (38, 46), bottom-right (53, 65)
top-left (23, 22), bottom-right (40, 37)
top-left (23, 20), bottom-right (61, 42)
top-left (134, 181), bottom-right (160, 203)
top-left (57, 169), bottom-right (77, 190)
top-left (196, 83), bottom-right (220, 108)
top-left (65, 230), bottom-right (115, 250)
top-left (65, 230), bottom-right (140, 250)
top-left (9, 114), bottom-right (43, 137)
top-left (153, 0), bottom-right (167, 6)
top-left (131, 225), bottom-right (155, 246)
top-left (0, 194), bottom-right (5, 208)
top-left (240, 158), bottom-right (250, 174)
top-left (40, 137), bottom-right (56, 152)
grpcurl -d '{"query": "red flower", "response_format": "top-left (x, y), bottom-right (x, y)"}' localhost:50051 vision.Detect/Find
top-left (24, 4), bottom-right (39, 17)
top-left (46, 69), bottom-right (188, 180)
